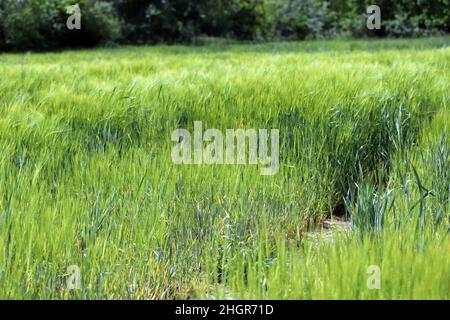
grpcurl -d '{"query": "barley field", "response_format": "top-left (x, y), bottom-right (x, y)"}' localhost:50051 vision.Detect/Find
top-left (0, 37), bottom-right (448, 299)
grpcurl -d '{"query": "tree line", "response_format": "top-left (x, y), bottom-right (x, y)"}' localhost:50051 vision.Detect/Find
top-left (0, 0), bottom-right (448, 51)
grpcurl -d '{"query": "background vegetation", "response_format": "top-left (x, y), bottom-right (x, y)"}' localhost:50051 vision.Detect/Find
top-left (0, 0), bottom-right (449, 51)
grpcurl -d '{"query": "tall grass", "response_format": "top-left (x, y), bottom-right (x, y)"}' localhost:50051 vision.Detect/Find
top-left (0, 37), bottom-right (448, 299)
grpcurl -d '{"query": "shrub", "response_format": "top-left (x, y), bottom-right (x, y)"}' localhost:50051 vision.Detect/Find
top-left (0, 0), bottom-right (449, 51)
top-left (115, 0), bottom-right (200, 44)
top-left (266, 0), bottom-right (337, 40)
top-left (59, 0), bottom-right (121, 48)
top-left (0, 0), bottom-right (62, 51)
top-left (0, 6), bottom-right (5, 49)
top-left (115, 0), bottom-right (268, 43)
top-left (333, 0), bottom-right (450, 38)
top-left (225, 0), bottom-right (267, 40)
top-left (0, 0), bottom-right (120, 51)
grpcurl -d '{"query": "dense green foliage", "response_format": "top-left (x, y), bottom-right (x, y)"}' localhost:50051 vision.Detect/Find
top-left (0, 0), bottom-right (449, 51)
top-left (0, 0), bottom-right (120, 51)
top-left (0, 37), bottom-right (448, 298)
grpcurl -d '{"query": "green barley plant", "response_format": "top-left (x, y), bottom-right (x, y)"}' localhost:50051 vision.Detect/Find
top-left (0, 37), bottom-right (448, 299)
